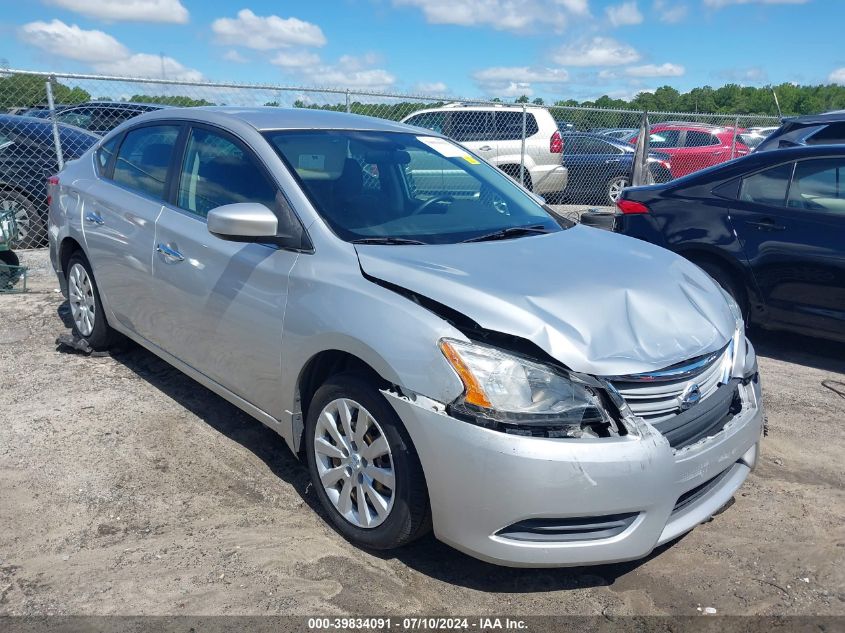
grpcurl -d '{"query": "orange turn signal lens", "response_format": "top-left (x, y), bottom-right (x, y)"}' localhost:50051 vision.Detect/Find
top-left (439, 340), bottom-right (492, 408)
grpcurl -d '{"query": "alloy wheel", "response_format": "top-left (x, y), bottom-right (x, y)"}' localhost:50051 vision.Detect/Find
top-left (68, 263), bottom-right (96, 337)
top-left (608, 177), bottom-right (629, 203)
top-left (1, 197), bottom-right (30, 247)
top-left (313, 397), bottom-right (396, 529)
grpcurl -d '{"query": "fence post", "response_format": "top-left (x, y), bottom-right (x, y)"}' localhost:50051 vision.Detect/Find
top-left (520, 103), bottom-right (527, 187)
top-left (45, 77), bottom-right (64, 171)
top-left (346, 89), bottom-right (351, 113)
top-left (730, 115), bottom-right (739, 160)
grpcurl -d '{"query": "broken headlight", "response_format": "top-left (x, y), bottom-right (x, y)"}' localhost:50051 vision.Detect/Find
top-left (439, 338), bottom-right (613, 437)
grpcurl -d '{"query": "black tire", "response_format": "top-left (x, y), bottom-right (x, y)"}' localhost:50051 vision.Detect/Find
top-left (1, 190), bottom-right (44, 249)
top-left (0, 249), bottom-right (21, 289)
top-left (305, 372), bottom-right (431, 550)
top-left (697, 260), bottom-right (748, 322)
top-left (66, 251), bottom-right (114, 350)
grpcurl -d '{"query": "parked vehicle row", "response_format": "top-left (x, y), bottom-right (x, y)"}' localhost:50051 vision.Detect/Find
top-left (0, 115), bottom-right (99, 248)
top-left (49, 106), bottom-right (763, 567)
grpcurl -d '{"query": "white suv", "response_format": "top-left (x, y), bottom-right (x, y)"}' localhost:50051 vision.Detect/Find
top-left (402, 104), bottom-right (568, 197)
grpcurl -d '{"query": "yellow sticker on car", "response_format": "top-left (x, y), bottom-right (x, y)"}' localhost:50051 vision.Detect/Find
top-left (463, 155), bottom-right (480, 165)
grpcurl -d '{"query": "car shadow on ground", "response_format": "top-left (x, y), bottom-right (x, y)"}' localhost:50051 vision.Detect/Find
top-left (751, 328), bottom-right (845, 375)
top-left (56, 302), bottom-right (696, 591)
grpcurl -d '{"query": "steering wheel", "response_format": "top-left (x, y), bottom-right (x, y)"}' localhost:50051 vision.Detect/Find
top-left (412, 194), bottom-right (454, 215)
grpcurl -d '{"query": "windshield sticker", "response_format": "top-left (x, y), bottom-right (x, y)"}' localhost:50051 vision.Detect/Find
top-left (298, 153), bottom-right (326, 170)
top-left (417, 136), bottom-right (480, 165)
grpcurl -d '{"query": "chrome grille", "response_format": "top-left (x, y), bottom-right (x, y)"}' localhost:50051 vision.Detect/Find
top-left (608, 344), bottom-right (732, 424)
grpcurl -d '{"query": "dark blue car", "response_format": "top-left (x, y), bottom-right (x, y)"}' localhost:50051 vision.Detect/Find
top-left (614, 145), bottom-right (845, 343)
top-left (561, 133), bottom-right (672, 205)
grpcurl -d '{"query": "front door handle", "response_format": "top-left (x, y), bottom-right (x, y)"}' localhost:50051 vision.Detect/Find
top-left (745, 219), bottom-right (786, 231)
top-left (604, 158), bottom-right (621, 164)
top-left (478, 145), bottom-right (493, 152)
top-left (84, 212), bottom-right (104, 226)
top-left (156, 243), bottom-right (185, 262)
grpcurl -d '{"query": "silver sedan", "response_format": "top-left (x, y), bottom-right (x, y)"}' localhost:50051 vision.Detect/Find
top-left (48, 107), bottom-right (764, 567)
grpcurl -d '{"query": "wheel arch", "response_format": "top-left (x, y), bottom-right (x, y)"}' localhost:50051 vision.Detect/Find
top-left (292, 348), bottom-right (394, 457)
top-left (674, 245), bottom-right (760, 318)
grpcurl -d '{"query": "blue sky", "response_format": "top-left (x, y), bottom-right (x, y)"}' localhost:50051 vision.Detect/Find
top-left (1, 0), bottom-right (843, 101)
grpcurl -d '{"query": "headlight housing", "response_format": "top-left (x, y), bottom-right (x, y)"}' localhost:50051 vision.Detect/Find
top-left (439, 338), bottom-right (615, 437)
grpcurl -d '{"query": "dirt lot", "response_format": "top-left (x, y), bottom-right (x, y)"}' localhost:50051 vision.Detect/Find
top-left (1, 249), bottom-right (843, 617)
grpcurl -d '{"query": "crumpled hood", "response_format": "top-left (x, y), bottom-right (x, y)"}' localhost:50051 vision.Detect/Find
top-left (355, 225), bottom-right (736, 376)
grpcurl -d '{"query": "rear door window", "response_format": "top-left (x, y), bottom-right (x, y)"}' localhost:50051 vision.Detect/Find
top-left (739, 162), bottom-right (793, 207)
top-left (788, 158), bottom-right (845, 215)
top-left (685, 131), bottom-right (720, 147)
top-left (494, 112), bottom-right (539, 140)
top-left (112, 125), bottom-right (180, 200)
top-left (96, 134), bottom-right (121, 176)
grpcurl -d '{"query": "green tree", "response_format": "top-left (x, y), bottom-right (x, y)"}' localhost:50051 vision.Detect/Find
top-left (0, 74), bottom-right (90, 109)
top-left (129, 94), bottom-right (215, 107)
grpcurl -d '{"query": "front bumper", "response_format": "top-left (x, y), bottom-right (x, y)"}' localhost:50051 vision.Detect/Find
top-left (385, 377), bottom-right (763, 567)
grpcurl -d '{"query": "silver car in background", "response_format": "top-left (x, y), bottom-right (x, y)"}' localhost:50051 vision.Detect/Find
top-left (48, 107), bottom-right (764, 567)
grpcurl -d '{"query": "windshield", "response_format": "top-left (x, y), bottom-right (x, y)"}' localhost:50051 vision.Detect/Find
top-left (263, 130), bottom-right (565, 244)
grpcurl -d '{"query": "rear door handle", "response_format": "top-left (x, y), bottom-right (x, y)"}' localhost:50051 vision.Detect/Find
top-left (478, 145), bottom-right (493, 152)
top-left (745, 219), bottom-right (786, 231)
top-left (156, 243), bottom-right (185, 262)
top-left (84, 212), bottom-right (104, 226)
top-left (604, 158), bottom-right (621, 164)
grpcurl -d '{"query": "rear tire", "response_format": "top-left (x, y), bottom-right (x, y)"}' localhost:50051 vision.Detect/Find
top-left (305, 372), bottom-right (431, 550)
top-left (500, 165), bottom-right (533, 192)
top-left (1, 190), bottom-right (43, 249)
top-left (0, 250), bottom-right (21, 289)
top-left (66, 252), bottom-right (114, 350)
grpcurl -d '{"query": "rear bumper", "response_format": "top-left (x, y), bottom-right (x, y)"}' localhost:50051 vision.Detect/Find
top-left (529, 164), bottom-right (568, 195)
top-left (385, 377), bottom-right (763, 567)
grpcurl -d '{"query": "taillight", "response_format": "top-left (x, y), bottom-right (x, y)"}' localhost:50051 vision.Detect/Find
top-left (616, 199), bottom-right (650, 215)
top-left (550, 130), bottom-right (562, 153)
top-left (46, 175), bottom-right (59, 206)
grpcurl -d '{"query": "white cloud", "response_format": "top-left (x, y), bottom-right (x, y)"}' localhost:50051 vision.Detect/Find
top-left (551, 37), bottom-right (640, 66)
top-left (652, 0), bottom-right (688, 22)
top-left (391, 0), bottom-right (589, 32)
top-left (704, 0), bottom-right (809, 7)
top-left (43, 0), bottom-right (189, 24)
top-left (270, 51), bottom-right (321, 68)
top-left (93, 53), bottom-right (202, 81)
top-left (272, 51), bottom-right (396, 90)
top-left (18, 19), bottom-right (201, 80)
top-left (413, 81), bottom-right (449, 94)
top-left (716, 66), bottom-right (768, 83)
top-left (19, 19), bottom-right (129, 62)
top-left (211, 9), bottom-right (326, 51)
top-left (473, 66), bottom-right (569, 97)
top-left (625, 62), bottom-right (685, 77)
top-left (829, 68), bottom-right (845, 85)
top-left (223, 49), bottom-right (248, 63)
top-left (606, 2), bottom-right (643, 26)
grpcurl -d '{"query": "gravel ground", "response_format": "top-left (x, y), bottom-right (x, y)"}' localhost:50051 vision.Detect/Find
top-left (1, 248), bottom-right (843, 617)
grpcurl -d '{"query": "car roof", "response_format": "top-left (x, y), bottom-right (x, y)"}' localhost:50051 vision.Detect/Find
top-left (70, 101), bottom-right (169, 109)
top-left (781, 110), bottom-right (845, 125)
top-left (133, 106), bottom-right (426, 133)
top-left (404, 103), bottom-right (547, 116)
top-left (0, 113), bottom-right (101, 138)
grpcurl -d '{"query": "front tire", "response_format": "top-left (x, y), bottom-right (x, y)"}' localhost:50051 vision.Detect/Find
top-left (66, 252), bottom-right (114, 350)
top-left (305, 373), bottom-right (431, 550)
top-left (697, 260), bottom-right (749, 323)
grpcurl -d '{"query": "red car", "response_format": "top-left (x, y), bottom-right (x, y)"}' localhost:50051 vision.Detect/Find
top-left (628, 123), bottom-right (751, 178)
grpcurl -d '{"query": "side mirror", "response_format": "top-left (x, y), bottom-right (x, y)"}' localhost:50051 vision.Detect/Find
top-left (207, 203), bottom-right (278, 240)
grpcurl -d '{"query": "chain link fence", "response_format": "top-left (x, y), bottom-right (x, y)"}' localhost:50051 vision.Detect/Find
top-left (0, 69), bottom-right (781, 250)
